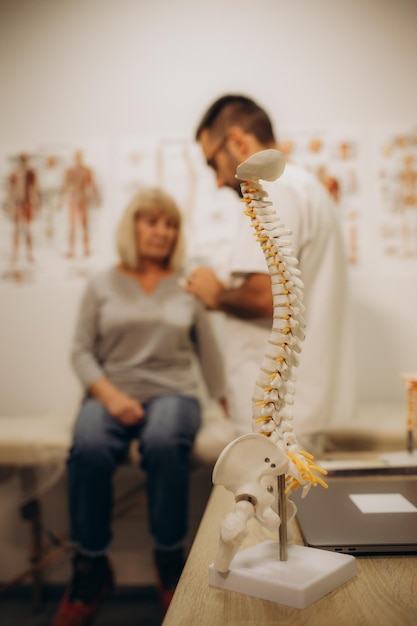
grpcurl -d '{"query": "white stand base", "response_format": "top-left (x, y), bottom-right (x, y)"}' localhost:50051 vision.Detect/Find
top-left (208, 540), bottom-right (356, 609)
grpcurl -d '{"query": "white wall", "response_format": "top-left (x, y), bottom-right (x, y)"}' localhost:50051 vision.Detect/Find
top-left (0, 0), bottom-right (417, 584)
top-left (0, 0), bottom-right (416, 411)
top-left (1, 0), bottom-right (416, 415)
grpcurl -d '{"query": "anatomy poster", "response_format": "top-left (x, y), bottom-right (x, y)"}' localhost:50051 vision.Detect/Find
top-left (374, 125), bottom-right (417, 264)
top-left (278, 129), bottom-right (364, 266)
top-left (0, 140), bottom-right (110, 284)
top-left (115, 136), bottom-right (240, 278)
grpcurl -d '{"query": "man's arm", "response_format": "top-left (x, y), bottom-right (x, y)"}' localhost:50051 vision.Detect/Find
top-left (185, 267), bottom-right (273, 319)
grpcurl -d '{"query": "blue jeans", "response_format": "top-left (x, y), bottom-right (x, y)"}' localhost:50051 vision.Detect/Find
top-left (67, 394), bottom-right (201, 555)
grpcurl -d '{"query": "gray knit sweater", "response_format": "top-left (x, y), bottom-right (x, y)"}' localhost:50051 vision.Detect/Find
top-left (71, 267), bottom-right (226, 403)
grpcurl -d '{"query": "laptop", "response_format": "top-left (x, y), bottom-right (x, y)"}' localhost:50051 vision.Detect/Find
top-left (292, 476), bottom-right (417, 555)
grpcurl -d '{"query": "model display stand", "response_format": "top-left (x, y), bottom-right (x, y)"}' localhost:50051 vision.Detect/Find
top-left (209, 541), bottom-right (356, 609)
top-left (208, 149), bottom-right (356, 608)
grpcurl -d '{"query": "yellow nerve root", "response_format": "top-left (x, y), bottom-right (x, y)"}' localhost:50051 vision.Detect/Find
top-left (285, 450), bottom-right (328, 494)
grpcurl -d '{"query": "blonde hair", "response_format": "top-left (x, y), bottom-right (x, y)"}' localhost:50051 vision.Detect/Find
top-left (115, 187), bottom-right (185, 270)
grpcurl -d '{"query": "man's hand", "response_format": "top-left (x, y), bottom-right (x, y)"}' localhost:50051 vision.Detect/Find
top-left (184, 268), bottom-right (273, 319)
top-left (185, 266), bottom-right (224, 310)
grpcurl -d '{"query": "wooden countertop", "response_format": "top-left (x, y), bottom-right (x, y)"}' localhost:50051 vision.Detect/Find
top-left (163, 481), bottom-right (417, 626)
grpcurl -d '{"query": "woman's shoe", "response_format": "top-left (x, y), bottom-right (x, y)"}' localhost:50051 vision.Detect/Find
top-left (154, 547), bottom-right (185, 612)
top-left (51, 553), bottom-right (114, 626)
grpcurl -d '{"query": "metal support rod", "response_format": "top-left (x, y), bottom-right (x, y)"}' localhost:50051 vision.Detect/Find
top-left (277, 474), bottom-right (288, 561)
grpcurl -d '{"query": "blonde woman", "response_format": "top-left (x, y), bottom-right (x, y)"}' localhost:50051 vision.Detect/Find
top-left (53, 188), bottom-right (226, 625)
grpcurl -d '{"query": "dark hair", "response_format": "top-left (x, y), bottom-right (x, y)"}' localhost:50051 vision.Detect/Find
top-left (195, 94), bottom-right (276, 145)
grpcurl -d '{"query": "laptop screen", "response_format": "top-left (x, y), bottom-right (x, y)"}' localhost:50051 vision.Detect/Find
top-left (292, 476), bottom-right (417, 555)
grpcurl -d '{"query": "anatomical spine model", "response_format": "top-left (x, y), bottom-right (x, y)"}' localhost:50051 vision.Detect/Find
top-left (212, 149), bottom-right (327, 573)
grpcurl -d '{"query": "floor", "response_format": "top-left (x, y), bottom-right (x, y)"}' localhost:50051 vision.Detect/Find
top-left (0, 584), bottom-right (165, 626)
top-left (0, 464), bottom-right (214, 626)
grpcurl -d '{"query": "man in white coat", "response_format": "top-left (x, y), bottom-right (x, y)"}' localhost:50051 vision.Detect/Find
top-left (186, 94), bottom-right (356, 454)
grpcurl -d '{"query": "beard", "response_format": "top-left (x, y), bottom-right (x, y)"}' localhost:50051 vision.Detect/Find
top-left (226, 153), bottom-right (244, 196)
top-left (235, 183), bottom-right (244, 198)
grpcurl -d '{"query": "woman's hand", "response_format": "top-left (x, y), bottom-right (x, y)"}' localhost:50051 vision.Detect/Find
top-left (89, 378), bottom-right (145, 425)
top-left (105, 391), bottom-right (145, 426)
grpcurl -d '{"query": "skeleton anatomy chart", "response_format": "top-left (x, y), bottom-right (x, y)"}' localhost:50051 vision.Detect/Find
top-left (278, 129), bottom-right (363, 266)
top-left (375, 125), bottom-right (417, 263)
top-left (3, 127), bottom-right (413, 285)
top-left (0, 141), bottom-right (109, 284)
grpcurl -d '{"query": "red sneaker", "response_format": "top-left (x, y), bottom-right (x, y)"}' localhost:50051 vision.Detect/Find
top-left (154, 548), bottom-right (185, 612)
top-left (52, 554), bottom-right (114, 626)
top-left (157, 586), bottom-right (175, 614)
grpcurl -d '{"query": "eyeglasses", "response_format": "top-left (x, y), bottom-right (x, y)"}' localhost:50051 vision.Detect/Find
top-left (206, 134), bottom-right (229, 171)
